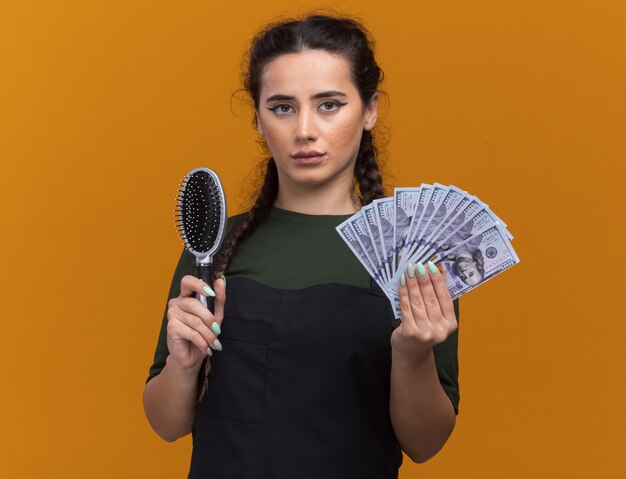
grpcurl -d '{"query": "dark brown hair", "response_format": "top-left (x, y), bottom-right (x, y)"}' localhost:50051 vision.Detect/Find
top-left (213, 13), bottom-right (388, 280)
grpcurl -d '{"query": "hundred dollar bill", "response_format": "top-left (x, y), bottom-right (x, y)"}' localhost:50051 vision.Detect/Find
top-left (394, 184), bottom-right (447, 289)
top-left (412, 185), bottom-right (467, 259)
top-left (396, 184), bottom-right (432, 276)
top-left (413, 195), bottom-right (472, 260)
top-left (431, 223), bottom-right (520, 300)
top-left (348, 212), bottom-right (386, 283)
top-left (407, 183), bottom-right (448, 256)
top-left (388, 184), bottom-right (448, 296)
top-left (417, 208), bottom-right (499, 265)
top-left (373, 198), bottom-right (396, 283)
top-left (390, 194), bottom-right (513, 299)
top-left (470, 195), bottom-right (513, 241)
top-left (336, 220), bottom-right (386, 286)
top-left (362, 204), bottom-right (388, 283)
top-left (393, 187), bottom-right (421, 274)
top-left (421, 194), bottom-right (512, 262)
top-left (336, 220), bottom-right (402, 319)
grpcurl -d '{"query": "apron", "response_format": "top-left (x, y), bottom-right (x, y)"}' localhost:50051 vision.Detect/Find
top-left (188, 276), bottom-right (402, 478)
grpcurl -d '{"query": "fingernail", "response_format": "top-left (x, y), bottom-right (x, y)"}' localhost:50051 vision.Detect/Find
top-left (427, 261), bottom-right (438, 274)
top-left (211, 321), bottom-right (221, 335)
top-left (219, 274), bottom-right (227, 286)
top-left (206, 347), bottom-right (213, 357)
top-left (416, 262), bottom-right (427, 277)
top-left (213, 339), bottom-right (223, 351)
top-left (203, 285), bottom-right (216, 297)
top-left (407, 263), bottom-right (415, 279)
top-left (400, 273), bottom-right (407, 287)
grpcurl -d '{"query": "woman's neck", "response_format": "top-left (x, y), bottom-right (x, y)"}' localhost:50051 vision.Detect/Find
top-left (274, 184), bottom-right (360, 215)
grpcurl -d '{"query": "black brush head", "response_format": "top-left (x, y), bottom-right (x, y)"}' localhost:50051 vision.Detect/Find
top-left (175, 168), bottom-right (226, 257)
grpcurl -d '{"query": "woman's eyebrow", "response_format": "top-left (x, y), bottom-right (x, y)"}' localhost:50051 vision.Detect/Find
top-left (265, 90), bottom-right (347, 102)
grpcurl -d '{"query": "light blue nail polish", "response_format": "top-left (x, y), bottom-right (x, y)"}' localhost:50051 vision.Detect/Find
top-left (400, 273), bottom-right (407, 287)
top-left (219, 274), bottom-right (227, 286)
top-left (203, 285), bottom-right (216, 297)
top-left (211, 322), bottom-right (221, 335)
top-left (416, 262), bottom-right (426, 277)
top-left (213, 339), bottom-right (223, 351)
top-left (407, 263), bottom-right (415, 279)
top-left (206, 347), bottom-right (213, 357)
top-left (427, 261), bottom-right (438, 274)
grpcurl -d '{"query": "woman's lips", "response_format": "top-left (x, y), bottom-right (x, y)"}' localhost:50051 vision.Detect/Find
top-left (291, 153), bottom-right (326, 165)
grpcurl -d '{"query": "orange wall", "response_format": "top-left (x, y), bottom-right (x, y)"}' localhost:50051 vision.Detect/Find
top-left (1, 0), bottom-right (624, 477)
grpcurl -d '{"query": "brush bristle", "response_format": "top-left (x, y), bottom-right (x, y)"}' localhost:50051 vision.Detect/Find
top-left (175, 169), bottom-right (224, 254)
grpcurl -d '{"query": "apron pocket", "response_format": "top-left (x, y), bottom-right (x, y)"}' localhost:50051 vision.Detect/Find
top-left (198, 316), bottom-right (271, 424)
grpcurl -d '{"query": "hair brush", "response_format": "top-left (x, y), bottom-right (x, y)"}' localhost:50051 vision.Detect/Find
top-left (175, 167), bottom-right (227, 312)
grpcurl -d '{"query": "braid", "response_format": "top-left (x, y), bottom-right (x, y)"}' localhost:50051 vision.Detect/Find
top-left (197, 158), bottom-right (278, 403)
top-left (213, 158), bottom-right (278, 281)
top-left (354, 130), bottom-right (385, 205)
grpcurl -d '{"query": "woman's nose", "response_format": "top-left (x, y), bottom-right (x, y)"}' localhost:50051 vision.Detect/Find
top-left (295, 109), bottom-right (318, 142)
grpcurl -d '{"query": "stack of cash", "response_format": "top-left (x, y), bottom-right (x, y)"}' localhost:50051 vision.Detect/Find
top-left (336, 184), bottom-right (520, 319)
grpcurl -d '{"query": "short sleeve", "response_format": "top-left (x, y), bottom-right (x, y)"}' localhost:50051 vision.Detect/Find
top-left (145, 246), bottom-right (196, 384)
top-left (432, 298), bottom-right (460, 414)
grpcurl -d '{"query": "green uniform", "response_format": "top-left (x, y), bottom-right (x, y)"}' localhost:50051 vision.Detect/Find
top-left (146, 206), bottom-right (460, 414)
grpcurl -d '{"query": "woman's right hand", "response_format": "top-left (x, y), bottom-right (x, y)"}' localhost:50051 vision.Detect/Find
top-left (166, 275), bottom-right (227, 371)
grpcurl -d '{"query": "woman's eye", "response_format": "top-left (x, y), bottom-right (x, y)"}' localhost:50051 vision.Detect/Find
top-left (269, 104), bottom-right (294, 115)
top-left (319, 101), bottom-right (343, 112)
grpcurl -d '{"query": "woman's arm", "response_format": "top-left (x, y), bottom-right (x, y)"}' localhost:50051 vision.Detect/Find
top-left (143, 356), bottom-right (202, 442)
top-left (389, 261), bottom-right (459, 463)
top-left (389, 349), bottom-right (456, 463)
top-left (143, 275), bottom-right (226, 442)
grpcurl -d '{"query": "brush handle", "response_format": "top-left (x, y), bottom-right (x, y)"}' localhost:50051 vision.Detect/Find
top-left (196, 264), bottom-right (214, 312)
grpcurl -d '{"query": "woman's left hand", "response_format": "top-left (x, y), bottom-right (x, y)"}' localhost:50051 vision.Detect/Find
top-left (390, 261), bottom-right (458, 361)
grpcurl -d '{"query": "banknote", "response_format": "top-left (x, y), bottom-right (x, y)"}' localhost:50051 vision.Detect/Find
top-left (336, 220), bottom-right (386, 286)
top-left (348, 212), bottom-right (384, 282)
top-left (406, 183), bottom-right (448, 256)
top-left (415, 207), bottom-right (499, 265)
top-left (392, 187), bottom-right (420, 274)
top-left (430, 223), bottom-right (520, 299)
top-left (417, 194), bottom-right (512, 259)
top-left (362, 205), bottom-right (387, 282)
top-left (473, 198), bottom-right (513, 241)
top-left (391, 192), bottom-right (512, 292)
top-left (411, 195), bottom-right (473, 260)
top-left (336, 219), bottom-right (402, 317)
top-left (392, 184), bottom-right (448, 288)
top-left (412, 185), bottom-right (467, 259)
top-left (396, 184), bottom-right (432, 270)
top-left (373, 198), bottom-right (395, 283)
top-left (337, 184), bottom-right (519, 319)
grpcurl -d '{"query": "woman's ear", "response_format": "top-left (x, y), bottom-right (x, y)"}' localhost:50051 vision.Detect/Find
top-left (256, 114), bottom-right (264, 136)
top-left (363, 92), bottom-right (379, 131)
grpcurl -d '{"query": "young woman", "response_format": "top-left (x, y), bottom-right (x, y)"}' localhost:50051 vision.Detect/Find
top-left (143, 13), bottom-right (460, 478)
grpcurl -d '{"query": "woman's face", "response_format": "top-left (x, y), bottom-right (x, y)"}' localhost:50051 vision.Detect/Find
top-left (256, 49), bottom-right (378, 194)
